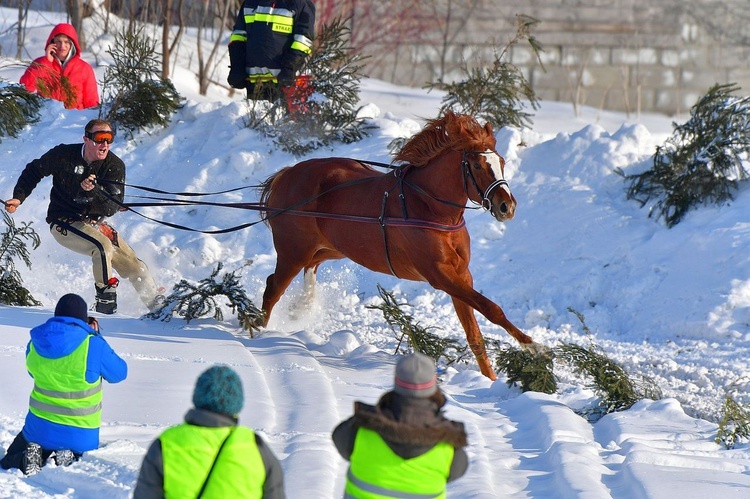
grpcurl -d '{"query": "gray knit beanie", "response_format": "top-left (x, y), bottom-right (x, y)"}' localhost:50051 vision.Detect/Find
top-left (394, 352), bottom-right (438, 398)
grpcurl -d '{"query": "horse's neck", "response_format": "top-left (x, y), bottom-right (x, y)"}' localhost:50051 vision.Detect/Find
top-left (408, 153), bottom-right (468, 206)
top-left (397, 154), bottom-right (468, 221)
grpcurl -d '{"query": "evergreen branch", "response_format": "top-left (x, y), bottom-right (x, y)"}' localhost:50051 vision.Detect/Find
top-left (146, 262), bottom-right (264, 336)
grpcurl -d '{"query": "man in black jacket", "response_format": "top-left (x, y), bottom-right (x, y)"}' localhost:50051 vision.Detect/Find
top-left (4, 119), bottom-right (160, 314)
top-left (227, 0), bottom-right (315, 101)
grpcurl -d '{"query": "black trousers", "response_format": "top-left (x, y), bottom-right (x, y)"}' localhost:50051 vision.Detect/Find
top-left (0, 432), bottom-right (81, 471)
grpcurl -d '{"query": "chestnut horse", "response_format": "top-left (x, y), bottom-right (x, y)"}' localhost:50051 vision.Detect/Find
top-left (258, 111), bottom-right (541, 379)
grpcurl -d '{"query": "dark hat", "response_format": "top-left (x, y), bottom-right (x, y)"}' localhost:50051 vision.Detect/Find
top-left (192, 365), bottom-right (244, 417)
top-left (54, 293), bottom-right (88, 322)
top-left (394, 352), bottom-right (438, 398)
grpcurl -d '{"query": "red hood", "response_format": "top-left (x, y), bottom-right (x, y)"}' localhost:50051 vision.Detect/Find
top-left (45, 23), bottom-right (82, 57)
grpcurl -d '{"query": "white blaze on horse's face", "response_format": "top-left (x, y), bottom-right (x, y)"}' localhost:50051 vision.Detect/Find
top-left (480, 150), bottom-right (516, 222)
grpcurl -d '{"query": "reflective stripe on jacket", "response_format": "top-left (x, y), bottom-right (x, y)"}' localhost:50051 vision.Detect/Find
top-left (160, 424), bottom-right (265, 498)
top-left (27, 335), bottom-right (102, 429)
top-left (345, 428), bottom-right (453, 499)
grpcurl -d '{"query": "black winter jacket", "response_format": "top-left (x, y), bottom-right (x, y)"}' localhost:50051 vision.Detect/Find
top-left (12, 143), bottom-right (125, 224)
top-left (228, 0), bottom-right (315, 83)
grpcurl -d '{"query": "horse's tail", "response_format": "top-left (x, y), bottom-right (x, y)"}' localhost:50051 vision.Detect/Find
top-left (258, 167), bottom-right (290, 227)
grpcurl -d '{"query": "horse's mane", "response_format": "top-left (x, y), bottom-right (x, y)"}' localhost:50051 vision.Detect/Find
top-left (394, 111), bottom-right (496, 167)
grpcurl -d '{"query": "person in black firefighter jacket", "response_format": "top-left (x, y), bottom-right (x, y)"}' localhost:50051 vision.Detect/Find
top-left (332, 352), bottom-right (469, 498)
top-left (4, 119), bottom-right (160, 315)
top-left (227, 0), bottom-right (315, 101)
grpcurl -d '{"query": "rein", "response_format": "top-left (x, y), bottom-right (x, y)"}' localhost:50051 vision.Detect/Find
top-left (94, 150), bottom-right (503, 237)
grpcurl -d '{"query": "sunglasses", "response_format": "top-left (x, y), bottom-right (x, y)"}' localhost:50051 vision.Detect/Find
top-left (85, 130), bottom-right (115, 145)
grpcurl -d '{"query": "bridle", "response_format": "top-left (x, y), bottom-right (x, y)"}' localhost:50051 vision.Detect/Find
top-left (461, 150), bottom-right (511, 216)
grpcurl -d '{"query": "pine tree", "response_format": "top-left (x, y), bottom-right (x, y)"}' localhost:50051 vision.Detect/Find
top-left (0, 212), bottom-right (42, 306)
top-left (428, 14), bottom-right (543, 130)
top-left (245, 17), bottom-right (371, 156)
top-left (0, 81), bottom-right (42, 142)
top-left (100, 25), bottom-right (184, 138)
top-left (625, 83), bottom-right (750, 227)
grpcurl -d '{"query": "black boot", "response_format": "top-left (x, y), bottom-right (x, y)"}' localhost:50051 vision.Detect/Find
top-left (95, 286), bottom-right (117, 314)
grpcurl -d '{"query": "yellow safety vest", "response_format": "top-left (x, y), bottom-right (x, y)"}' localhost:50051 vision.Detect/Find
top-left (345, 428), bottom-right (453, 499)
top-left (160, 424), bottom-right (265, 498)
top-left (27, 336), bottom-right (103, 429)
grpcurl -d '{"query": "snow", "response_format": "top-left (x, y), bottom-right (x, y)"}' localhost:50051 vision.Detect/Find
top-left (2, 6), bottom-right (750, 498)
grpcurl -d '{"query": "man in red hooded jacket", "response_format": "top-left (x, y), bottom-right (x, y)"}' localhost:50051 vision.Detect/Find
top-left (20, 23), bottom-right (99, 110)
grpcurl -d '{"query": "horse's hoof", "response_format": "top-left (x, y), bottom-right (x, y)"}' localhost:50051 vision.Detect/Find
top-left (521, 341), bottom-right (549, 356)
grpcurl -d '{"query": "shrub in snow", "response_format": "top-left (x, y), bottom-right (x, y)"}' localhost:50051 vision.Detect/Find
top-left (495, 343), bottom-right (557, 394)
top-left (625, 83), bottom-right (750, 228)
top-left (146, 262), bottom-right (264, 335)
top-left (427, 14), bottom-right (542, 131)
top-left (715, 395), bottom-right (750, 449)
top-left (367, 284), bottom-right (470, 368)
top-left (244, 17), bottom-right (371, 156)
top-left (0, 212), bottom-right (41, 306)
top-left (100, 25), bottom-right (183, 138)
top-left (0, 81), bottom-right (42, 142)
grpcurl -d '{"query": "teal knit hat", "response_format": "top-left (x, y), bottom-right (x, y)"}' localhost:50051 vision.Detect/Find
top-left (192, 365), bottom-right (244, 417)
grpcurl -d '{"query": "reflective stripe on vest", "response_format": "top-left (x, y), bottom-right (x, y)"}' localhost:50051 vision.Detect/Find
top-left (345, 428), bottom-right (453, 499)
top-left (27, 335), bottom-right (103, 429)
top-left (161, 424), bottom-right (265, 499)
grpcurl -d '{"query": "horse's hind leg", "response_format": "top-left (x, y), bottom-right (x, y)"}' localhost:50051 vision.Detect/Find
top-left (288, 266), bottom-right (318, 320)
top-left (451, 297), bottom-right (497, 380)
top-left (260, 260), bottom-right (306, 327)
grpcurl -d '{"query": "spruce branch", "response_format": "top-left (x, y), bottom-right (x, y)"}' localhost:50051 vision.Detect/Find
top-left (367, 284), bottom-right (469, 367)
top-left (0, 212), bottom-right (41, 306)
top-left (146, 262), bottom-right (264, 336)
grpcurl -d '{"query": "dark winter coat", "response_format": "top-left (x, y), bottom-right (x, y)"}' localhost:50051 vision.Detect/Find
top-left (133, 408), bottom-right (286, 499)
top-left (228, 0), bottom-right (315, 88)
top-left (22, 316), bottom-right (127, 453)
top-left (332, 390), bottom-right (469, 481)
top-left (19, 23), bottom-right (99, 110)
top-left (12, 143), bottom-right (125, 224)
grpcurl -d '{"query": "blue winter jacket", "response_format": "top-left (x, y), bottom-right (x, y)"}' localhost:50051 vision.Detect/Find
top-left (22, 316), bottom-right (127, 453)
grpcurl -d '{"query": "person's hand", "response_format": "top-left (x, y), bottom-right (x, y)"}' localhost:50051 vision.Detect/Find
top-left (4, 199), bottom-right (20, 213)
top-left (227, 69), bottom-right (247, 89)
top-left (277, 69), bottom-right (296, 88)
top-left (45, 43), bottom-right (56, 62)
top-left (87, 316), bottom-right (100, 334)
top-left (81, 174), bottom-right (97, 191)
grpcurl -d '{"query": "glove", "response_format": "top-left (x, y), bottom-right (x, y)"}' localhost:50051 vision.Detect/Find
top-left (277, 68), bottom-right (296, 88)
top-left (227, 69), bottom-right (247, 89)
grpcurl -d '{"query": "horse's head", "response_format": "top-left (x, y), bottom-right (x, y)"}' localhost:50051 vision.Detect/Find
top-left (462, 149), bottom-right (517, 222)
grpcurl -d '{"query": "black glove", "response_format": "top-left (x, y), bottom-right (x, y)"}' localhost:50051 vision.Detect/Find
top-left (277, 68), bottom-right (296, 88)
top-left (227, 69), bottom-right (247, 89)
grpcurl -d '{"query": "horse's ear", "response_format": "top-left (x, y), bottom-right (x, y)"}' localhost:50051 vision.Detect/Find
top-left (484, 122), bottom-right (493, 135)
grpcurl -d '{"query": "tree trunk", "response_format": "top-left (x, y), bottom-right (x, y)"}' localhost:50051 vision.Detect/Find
top-left (16, 1), bottom-right (32, 59)
top-left (162, 0), bottom-right (173, 79)
top-left (65, 0), bottom-right (85, 49)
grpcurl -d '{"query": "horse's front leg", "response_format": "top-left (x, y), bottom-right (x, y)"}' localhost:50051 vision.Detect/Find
top-left (430, 268), bottom-right (543, 361)
top-left (451, 298), bottom-right (496, 380)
